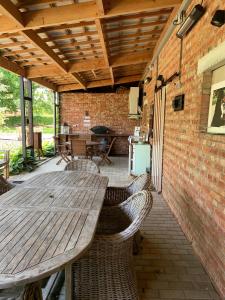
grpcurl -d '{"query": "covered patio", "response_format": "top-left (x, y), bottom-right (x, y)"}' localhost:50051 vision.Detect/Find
top-left (0, 0), bottom-right (224, 299)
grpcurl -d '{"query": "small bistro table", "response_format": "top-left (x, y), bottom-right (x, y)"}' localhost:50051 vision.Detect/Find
top-left (0, 171), bottom-right (109, 299)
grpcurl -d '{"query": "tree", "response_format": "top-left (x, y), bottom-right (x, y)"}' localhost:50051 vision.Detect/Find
top-left (0, 67), bottom-right (53, 115)
top-left (32, 83), bottom-right (53, 116)
top-left (0, 68), bottom-right (20, 112)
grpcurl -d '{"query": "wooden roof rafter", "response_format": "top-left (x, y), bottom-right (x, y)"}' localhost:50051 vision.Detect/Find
top-left (95, 0), bottom-right (114, 85)
top-left (0, 0), bottom-right (182, 91)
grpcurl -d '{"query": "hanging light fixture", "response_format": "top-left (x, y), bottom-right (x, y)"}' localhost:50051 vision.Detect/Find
top-left (176, 4), bottom-right (205, 39)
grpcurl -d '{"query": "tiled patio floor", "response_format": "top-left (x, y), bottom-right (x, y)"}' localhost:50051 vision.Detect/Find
top-left (12, 156), bottom-right (220, 300)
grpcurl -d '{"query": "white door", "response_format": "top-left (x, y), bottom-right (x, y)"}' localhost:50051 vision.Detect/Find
top-left (151, 87), bottom-right (166, 192)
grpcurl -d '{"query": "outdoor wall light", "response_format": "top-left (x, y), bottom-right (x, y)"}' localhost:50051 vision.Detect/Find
top-left (144, 77), bottom-right (152, 84)
top-left (211, 10), bottom-right (225, 27)
top-left (176, 4), bottom-right (205, 39)
top-left (157, 75), bottom-right (165, 84)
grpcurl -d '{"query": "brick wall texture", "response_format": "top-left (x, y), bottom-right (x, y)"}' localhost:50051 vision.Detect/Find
top-left (142, 0), bottom-right (225, 297)
top-left (60, 92), bottom-right (138, 154)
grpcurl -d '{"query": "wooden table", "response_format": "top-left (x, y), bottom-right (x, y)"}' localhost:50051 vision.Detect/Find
top-left (0, 171), bottom-right (108, 299)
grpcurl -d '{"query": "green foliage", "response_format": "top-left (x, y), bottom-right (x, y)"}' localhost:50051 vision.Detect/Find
top-left (33, 83), bottom-right (54, 115)
top-left (0, 69), bottom-right (20, 112)
top-left (0, 68), bottom-right (54, 115)
top-left (4, 115), bottom-right (53, 127)
top-left (0, 107), bottom-right (6, 126)
top-left (9, 149), bottom-right (38, 175)
top-left (42, 141), bottom-right (55, 157)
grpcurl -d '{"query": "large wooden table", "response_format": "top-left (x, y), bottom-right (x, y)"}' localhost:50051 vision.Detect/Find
top-left (0, 171), bottom-right (108, 299)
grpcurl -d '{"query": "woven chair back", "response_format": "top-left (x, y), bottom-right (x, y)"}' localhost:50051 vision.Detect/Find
top-left (127, 173), bottom-right (151, 195)
top-left (0, 175), bottom-right (13, 196)
top-left (71, 139), bottom-right (87, 156)
top-left (65, 159), bottom-right (100, 173)
top-left (120, 190), bottom-right (153, 233)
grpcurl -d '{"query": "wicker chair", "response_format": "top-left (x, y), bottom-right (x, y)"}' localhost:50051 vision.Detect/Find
top-left (0, 175), bottom-right (14, 196)
top-left (104, 173), bottom-right (152, 206)
top-left (64, 159), bottom-right (100, 173)
top-left (72, 191), bottom-right (153, 300)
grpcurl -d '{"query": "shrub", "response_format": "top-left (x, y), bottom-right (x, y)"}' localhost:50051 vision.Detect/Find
top-left (42, 141), bottom-right (55, 157)
top-left (4, 115), bottom-right (53, 127)
top-left (9, 148), bottom-right (38, 175)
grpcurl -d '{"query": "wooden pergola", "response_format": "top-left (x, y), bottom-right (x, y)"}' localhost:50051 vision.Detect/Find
top-left (0, 0), bottom-right (182, 92)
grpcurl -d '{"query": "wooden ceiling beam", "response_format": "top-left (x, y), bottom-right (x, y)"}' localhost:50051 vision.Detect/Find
top-left (3, 48), bottom-right (39, 55)
top-left (105, 19), bottom-right (167, 34)
top-left (103, 8), bottom-right (172, 23)
top-left (32, 77), bottom-right (58, 91)
top-left (107, 30), bottom-right (162, 43)
top-left (0, 0), bottom-right (24, 29)
top-left (20, 30), bottom-right (67, 73)
top-left (26, 51), bottom-right (151, 78)
top-left (0, 0), bottom-right (182, 33)
top-left (110, 38), bottom-right (156, 48)
top-left (58, 74), bottom-right (142, 92)
top-left (110, 50), bottom-right (152, 67)
top-left (42, 31), bottom-right (98, 42)
top-left (105, 0), bottom-right (182, 17)
top-left (0, 56), bottom-right (26, 77)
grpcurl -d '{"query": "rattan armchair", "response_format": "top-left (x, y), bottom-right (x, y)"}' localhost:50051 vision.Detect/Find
top-left (0, 175), bottom-right (14, 196)
top-left (104, 173), bottom-right (152, 206)
top-left (64, 159), bottom-right (100, 173)
top-left (72, 191), bottom-right (153, 300)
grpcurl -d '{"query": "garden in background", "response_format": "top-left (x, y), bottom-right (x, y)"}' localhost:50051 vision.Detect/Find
top-left (0, 68), bottom-right (55, 175)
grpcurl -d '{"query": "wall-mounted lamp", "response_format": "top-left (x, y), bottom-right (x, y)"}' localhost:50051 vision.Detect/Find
top-left (157, 75), bottom-right (165, 84)
top-left (211, 10), bottom-right (225, 27)
top-left (144, 77), bottom-right (152, 84)
top-left (176, 4), bottom-right (205, 39)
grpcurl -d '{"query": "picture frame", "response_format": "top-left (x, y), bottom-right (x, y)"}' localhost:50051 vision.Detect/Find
top-left (207, 80), bottom-right (225, 134)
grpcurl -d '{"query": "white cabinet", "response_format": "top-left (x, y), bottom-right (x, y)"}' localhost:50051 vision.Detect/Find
top-left (129, 143), bottom-right (151, 176)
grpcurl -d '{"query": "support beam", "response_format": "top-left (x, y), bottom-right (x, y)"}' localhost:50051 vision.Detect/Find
top-left (110, 51), bottom-right (152, 67)
top-left (0, 0), bottom-right (24, 28)
top-left (110, 67), bottom-right (114, 85)
top-left (20, 30), bottom-right (67, 73)
top-left (27, 59), bottom-right (106, 78)
top-left (26, 52), bottom-right (151, 79)
top-left (0, 0), bottom-right (182, 33)
top-left (57, 74), bottom-right (142, 92)
top-left (106, 0), bottom-right (182, 17)
top-left (32, 78), bottom-right (58, 91)
top-left (96, 0), bottom-right (105, 16)
top-left (0, 1), bottom-right (86, 90)
top-left (0, 56), bottom-right (26, 77)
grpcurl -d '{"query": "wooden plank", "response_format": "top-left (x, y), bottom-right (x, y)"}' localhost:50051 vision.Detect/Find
top-left (0, 56), bottom-right (26, 76)
top-left (0, 0), bottom-right (24, 28)
top-left (95, 19), bottom-right (109, 67)
top-left (65, 263), bottom-right (72, 300)
top-left (27, 58), bottom-right (106, 78)
top-left (107, 30), bottom-right (162, 42)
top-left (20, 30), bottom-right (67, 73)
top-left (105, 19), bottom-right (167, 33)
top-left (0, 0), bottom-right (182, 33)
top-left (105, 0), bottom-right (182, 17)
top-left (32, 77), bottom-right (57, 91)
top-left (110, 50), bottom-right (152, 67)
top-left (26, 51), bottom-right (151, 79)
top-left (57, 75), bottom-right (141, 91)
top-left (96, 0), bottom-right (105, 16)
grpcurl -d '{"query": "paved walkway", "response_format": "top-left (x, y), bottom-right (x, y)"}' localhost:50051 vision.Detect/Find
top-left (11, 156), bottom-right (220, 299)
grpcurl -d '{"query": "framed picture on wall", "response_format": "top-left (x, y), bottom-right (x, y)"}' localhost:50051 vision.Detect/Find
top-left (207, 80), bottom-right (225, 134)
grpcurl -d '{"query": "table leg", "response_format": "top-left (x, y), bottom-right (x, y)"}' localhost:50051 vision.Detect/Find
top-left (65, 263), bottom-right (73, 300)
top-left (22, 282), bottom-right (43, 300)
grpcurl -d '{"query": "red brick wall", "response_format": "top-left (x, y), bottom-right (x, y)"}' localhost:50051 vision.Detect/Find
top-left (142, 0), bottom-right (225, 297)
top-left (60, 92), bottom-right (138, 155)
